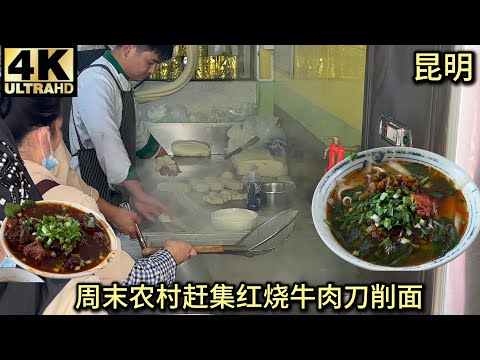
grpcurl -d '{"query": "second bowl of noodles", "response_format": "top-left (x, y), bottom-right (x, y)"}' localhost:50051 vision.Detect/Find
top-left (311, 147), bottom-right (480, 271)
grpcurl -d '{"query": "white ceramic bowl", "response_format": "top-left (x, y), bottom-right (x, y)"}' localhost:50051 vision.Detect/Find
top-left (312, 146), bottom-right (480, 271)
top-left (0, 200), bottom-right (118, 279)
top-left (211, 208), bottom-right (258, 232)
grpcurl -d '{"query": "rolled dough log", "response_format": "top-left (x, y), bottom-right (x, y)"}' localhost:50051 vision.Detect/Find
top-left (171, 140), bottom-right (210, 157)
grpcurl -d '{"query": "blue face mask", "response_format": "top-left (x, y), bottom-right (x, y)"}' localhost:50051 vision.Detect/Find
top-left (40, 131), bottom-right (59, 170)
top-left (42, 154), bottom-right (59, 170)
top-left (0, 256), bottom-right (16, 268)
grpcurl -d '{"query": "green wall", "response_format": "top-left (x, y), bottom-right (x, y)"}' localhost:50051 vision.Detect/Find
top-left (258, 45), bottom-right (366, 148)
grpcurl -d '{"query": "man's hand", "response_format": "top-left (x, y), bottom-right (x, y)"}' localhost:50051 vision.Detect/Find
top-left (122, 178), bottom-right (173, 222)
top-left (163, 237), bottom-right (197, 265)
top-left (97, 197), bottom-right (142, 239)
top-left (108, 207), bottom-right (142, 239)
top-left (133, 192), bottom-right (172, 222)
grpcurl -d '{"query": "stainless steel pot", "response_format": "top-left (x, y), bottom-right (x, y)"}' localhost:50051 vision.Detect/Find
top-left (260, 182), bottom-right (295, 209)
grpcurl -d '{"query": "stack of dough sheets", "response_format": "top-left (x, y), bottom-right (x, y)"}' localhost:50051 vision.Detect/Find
top-left (232, 148), bottom-right (288, 177)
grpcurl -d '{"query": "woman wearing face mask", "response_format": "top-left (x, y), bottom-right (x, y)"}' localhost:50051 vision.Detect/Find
top-left (0, 96), bottom-right (197, 313)
top-left (3, 97), bottom-right (100, 209)
top-left (4, 97), bottom-right (143, 241)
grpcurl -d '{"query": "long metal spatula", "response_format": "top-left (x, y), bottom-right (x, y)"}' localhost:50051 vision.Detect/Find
top-left (224, 136), bottom-right (260, 160)
top-left (142, 209), bottom-right (299, 258)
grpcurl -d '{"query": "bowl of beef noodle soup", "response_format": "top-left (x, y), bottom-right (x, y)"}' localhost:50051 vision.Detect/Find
top-left (312, 147), bottom-right (480, 271)
top-left (0, 200), bottom-right (118, 279)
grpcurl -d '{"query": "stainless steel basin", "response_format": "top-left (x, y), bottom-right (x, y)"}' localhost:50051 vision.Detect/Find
top-left (261, 182), bottom-right (295, 209)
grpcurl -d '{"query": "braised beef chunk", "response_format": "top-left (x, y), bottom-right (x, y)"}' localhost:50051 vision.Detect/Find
top-left (82, 213), bottom-right (101, 231)
top-left (23, 240), bottom-right (48, 261)
top-left (7, 219), bottom-right (23, 243)
top-left (19, 226), bottom-right (35, 244)
top-left (369, 226), bottom-right (387, 242)
top-left (64, 256), bottom-right (84, 271)
top-left (93, 232), bottom-right (108, 247)
top-left (7, 218), bottom-right (36, 244)
top-left (79, 231), bottom-right (107, 247)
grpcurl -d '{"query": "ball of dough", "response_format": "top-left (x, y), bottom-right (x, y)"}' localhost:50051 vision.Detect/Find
top-left (211, 208), bottom-right (258, 231)
top-left (220, 171), bottom-right (235, 179)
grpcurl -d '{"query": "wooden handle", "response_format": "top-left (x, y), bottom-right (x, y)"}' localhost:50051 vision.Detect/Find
top-left (142, 245), bottom-right (226, 257)
top-left (142, 244), bottom-right (248, 257)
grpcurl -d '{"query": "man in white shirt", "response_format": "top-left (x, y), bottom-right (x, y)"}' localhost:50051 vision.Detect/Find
top-left (77, 45), bottom-right (117, 71)
top-left (69, 45), bottom-right (181, 222)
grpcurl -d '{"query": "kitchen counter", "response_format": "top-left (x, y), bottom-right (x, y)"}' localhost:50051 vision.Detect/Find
top-left (126, 122), bottom-right (430, 315)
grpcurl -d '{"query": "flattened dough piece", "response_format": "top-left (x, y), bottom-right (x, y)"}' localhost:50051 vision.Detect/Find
top-left (219, 190), bottom-right (233, 202)
top-left (203, 191), bottom-right (230, 205)
top-left (227, 190), bottom-right (248, 201)
top-left (204, 176), bottom-right (224, 191)
top-left (192, 180), bottom-right (210, 193)
top-left (221, 177), bottom-right (244, 191)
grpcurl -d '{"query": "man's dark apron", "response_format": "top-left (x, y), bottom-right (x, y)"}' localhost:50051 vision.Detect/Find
top-left (77, 46), bottom-right (111, 72)
top-left (63, 47), bottom-right (112, 153)
top-left (72, 64), bottom-right (136, 206)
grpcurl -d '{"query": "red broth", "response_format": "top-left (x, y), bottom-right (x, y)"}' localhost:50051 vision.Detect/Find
top-left (325, 161), bottom-right (468, 267)
top-left (4, 202), bottom-right (111, 274)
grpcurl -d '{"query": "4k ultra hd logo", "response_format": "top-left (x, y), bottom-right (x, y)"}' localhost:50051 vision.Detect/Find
top-left (1, 47), bottom-right (77, 96)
